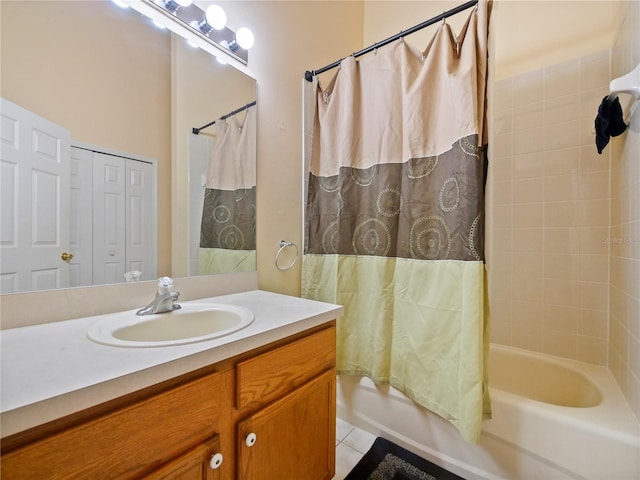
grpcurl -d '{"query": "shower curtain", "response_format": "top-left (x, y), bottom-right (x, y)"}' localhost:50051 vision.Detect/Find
top-left (199, 105), bottom-right (256, 274)
top-left (302, 1), bottom-right (491, 443)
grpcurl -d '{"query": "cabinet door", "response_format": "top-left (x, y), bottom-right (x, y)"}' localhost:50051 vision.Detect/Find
top-left (237, 370), bottom-right (336, 480)
top-left (147, 435), bottom-right (222, 480)
top-left (1, 371), bottom-right (221, 479)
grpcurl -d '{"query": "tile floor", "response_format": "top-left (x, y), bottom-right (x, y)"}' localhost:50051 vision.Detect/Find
top-left (332, 417), bottom-right (377, 480)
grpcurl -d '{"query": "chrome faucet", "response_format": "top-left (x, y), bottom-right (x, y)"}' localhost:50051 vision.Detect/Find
top-left (137, 276), bottom-right (181, 316)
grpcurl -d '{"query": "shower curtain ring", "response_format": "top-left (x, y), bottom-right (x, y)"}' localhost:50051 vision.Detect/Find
top-left (275, 240), bottom-right (299, 271)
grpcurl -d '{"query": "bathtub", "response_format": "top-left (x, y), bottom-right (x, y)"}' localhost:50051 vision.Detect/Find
top-left (337, 344), bottom-right (640, 479)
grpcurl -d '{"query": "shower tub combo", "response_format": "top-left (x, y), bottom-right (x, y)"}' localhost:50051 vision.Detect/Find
top-left (337, 344), bottom-right (640, 479)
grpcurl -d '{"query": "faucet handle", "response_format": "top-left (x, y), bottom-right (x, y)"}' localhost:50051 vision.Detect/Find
top-left (157, 276), bottom-right (174, 293)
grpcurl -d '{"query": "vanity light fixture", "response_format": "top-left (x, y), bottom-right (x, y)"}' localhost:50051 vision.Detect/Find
top-left (220, 27), bottom-right (255, 53)
top-left (111, 0), bottom-right (130, 8)
top-left (124, 0), bottom-right (254, 66)
top-left (234, 27), bottom-right (255, 50)
top-left (162, 0), bottom-right (192, 14)
top-left (199, 4), bottom-right (227, 33)
top-left (152, 19), bottom-right (167, 29)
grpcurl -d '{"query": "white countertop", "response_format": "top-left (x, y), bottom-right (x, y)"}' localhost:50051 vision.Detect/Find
top-left (0, 290), bottom-right (343, 438)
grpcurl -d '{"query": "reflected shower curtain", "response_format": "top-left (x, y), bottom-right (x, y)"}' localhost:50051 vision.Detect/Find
top-left (199, 106), bottom-right (256, 274)
top-left (302, 1), bottom-right (491, 443)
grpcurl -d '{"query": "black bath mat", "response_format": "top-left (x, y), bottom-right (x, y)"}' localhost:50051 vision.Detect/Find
top-left (345, 437), bottom-right (465, 480)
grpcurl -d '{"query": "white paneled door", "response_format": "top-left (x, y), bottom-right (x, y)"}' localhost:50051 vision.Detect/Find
top-left (69, 146), bottom-right (94, 287)
top-left (93, 152), bottom-right (126, 285)
top-left (0, 98), bottom-right (71, 293)
top-left (125, 158), bottom-right (156, 280)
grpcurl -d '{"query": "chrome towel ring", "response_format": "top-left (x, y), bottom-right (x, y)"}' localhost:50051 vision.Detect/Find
top-left (275, 240), bottom-right (299, 271)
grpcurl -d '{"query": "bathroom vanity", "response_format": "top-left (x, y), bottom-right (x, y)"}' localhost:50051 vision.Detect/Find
top-left (0, 290), bottom-right (342, 480)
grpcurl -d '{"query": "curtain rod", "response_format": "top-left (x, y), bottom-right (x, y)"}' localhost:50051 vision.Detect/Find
top-left (192, 100), bottom-right (257, 135)
top-left (304, 0), bottom-right (478, 82)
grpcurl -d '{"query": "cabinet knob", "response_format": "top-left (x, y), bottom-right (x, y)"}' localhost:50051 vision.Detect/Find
top-left (245, 432), bottom-right (257, 447)
top-left (209, 452), bottom-right (223, 469)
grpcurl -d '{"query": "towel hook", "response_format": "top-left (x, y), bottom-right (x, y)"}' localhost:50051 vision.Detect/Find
top-left (275, 240), bottom-right (299, 271)
top-left (608, 62), bottom-right (640, 124)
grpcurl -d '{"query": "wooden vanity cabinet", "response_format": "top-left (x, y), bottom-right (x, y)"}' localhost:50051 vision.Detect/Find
top-left (235, 325), bottom-right (336, 480)
top-left (0, 323), bottom-right (337, 480)
top-left (0, 369), bottom-right (224, 479)
top-left (237, 370), bottom-right (336, 480)
top-left (147, 435), bottom-right (222, 480)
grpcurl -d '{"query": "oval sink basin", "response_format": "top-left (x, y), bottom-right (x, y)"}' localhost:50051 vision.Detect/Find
top-left (87, 304), bottom-right (254, 347)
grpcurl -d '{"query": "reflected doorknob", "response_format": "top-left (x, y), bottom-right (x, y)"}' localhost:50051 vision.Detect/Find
top-left (61, 252), bottom-right (74, 262)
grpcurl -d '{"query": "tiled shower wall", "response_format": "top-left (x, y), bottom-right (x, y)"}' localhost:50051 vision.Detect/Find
top-left (489, 51), bottom-right (611, 365)
top-left (609, 0), bottom-right (640, 420)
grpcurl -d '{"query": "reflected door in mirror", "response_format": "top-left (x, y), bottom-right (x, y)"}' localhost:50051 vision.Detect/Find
top-left (0, 98), bottom-right (71, 293)
top-left (86, 149), bottom-right (157, 286)
top-left (0, 98), bottom-right (158, 293)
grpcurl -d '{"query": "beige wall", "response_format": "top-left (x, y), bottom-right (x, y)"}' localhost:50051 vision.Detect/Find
top-left (0, 1), bottom-right (173, 276)
top-left (491, 0), bottom-right (625, 79)
top-left (363, 0), bottom-right (623, 80)
top-left (609, 0), bottom-right (640, 420)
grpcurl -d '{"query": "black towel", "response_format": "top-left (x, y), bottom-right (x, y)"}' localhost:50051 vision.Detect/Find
top-left (595, 95), bottom-right (627, 154)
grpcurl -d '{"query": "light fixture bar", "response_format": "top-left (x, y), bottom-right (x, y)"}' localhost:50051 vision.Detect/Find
top-left (128, 0), bottom-right (249, 65)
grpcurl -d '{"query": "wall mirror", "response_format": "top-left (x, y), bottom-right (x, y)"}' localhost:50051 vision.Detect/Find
top-left (0, 0), bottom-right (257, 294)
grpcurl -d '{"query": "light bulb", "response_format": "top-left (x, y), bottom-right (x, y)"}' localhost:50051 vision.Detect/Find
top-left (205, 5), bottom-right (227, 30)
top-left (175, 0), bottom-right (192, 6)
top-left (235, 27), bottom-right (254, 50)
